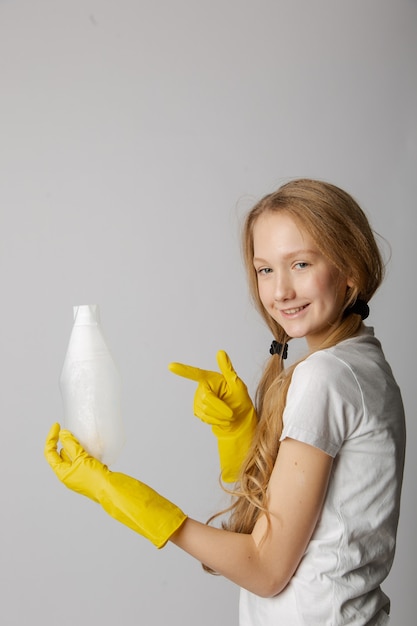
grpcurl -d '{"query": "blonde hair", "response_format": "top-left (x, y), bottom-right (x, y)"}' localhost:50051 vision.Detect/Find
top-left (217, 179), bottom-right (385, 537)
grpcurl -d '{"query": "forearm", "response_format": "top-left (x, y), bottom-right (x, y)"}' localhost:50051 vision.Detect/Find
top-left (170, 517), bottom-right (290, 598)
top-left (45, 427), bottom-right (330, 597)
top-left (169, 440), bottom-right (332, 597)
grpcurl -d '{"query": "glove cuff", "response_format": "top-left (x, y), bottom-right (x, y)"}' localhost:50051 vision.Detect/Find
top-left (214, 407), bottom-right (257, 483)
top-left (100, 472), bottom-right (187, 548)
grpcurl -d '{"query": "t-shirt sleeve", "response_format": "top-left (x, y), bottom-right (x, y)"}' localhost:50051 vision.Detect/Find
top-left (280, 351), bottom-right (364, 457)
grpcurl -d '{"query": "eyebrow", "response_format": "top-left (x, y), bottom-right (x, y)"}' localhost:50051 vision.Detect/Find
top-left (253, 249), bottom-right (320, 263)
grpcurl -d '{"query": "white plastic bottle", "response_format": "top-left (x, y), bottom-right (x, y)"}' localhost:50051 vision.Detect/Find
top-left (59, 304), bottom-right (125, 466)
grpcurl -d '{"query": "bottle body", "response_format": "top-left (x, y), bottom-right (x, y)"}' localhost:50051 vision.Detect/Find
top-left (60, 304), bottom-right (125, 466)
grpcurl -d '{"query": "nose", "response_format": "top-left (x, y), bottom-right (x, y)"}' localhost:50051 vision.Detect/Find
top-left (273, 270), bottom-right (295, 302)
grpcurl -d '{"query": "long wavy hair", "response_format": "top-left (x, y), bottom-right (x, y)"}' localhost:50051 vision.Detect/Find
top-left (210, 178), bottom-right (385, 541)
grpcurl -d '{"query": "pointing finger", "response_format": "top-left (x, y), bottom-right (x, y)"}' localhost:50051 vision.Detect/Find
top-left (168, 361), bottom-right (209, 383)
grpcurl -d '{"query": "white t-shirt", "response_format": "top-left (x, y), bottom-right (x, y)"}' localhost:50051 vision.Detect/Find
top-left (240, 327), bottom-right (406, 626)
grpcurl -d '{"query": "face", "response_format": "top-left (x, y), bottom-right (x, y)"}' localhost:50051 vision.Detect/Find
top-left (253, 211), bottom-right (351, 350)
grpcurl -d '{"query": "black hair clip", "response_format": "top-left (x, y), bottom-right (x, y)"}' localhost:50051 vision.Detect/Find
top-left (345, 298), bottom-right (369, 320)
top-left (269, 341), bottom-right (288, 359)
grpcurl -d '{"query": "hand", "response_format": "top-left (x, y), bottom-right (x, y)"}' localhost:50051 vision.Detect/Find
top-left (44, 423), bottom-right (187, 548)
top-left (44, 422), bottom-right (108, 501)
top-left (169, 350), bottom-right (255, 429)
top-left (169, 350), bottom-right (257, 482)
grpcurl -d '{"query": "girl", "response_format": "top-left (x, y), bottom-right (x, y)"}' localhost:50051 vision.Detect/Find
top-left (45, 179), bottom-right (406, 625)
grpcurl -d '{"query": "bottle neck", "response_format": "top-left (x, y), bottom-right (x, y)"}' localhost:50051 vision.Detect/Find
top-left (73, 304), bottom-right (100, 326)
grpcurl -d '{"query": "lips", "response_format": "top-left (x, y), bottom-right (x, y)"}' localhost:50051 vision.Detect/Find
top-left (281, 304), bottom-right (309, 315)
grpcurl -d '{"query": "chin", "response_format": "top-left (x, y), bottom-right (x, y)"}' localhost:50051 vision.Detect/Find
top-left (280, 325), bottom-right (307, 339)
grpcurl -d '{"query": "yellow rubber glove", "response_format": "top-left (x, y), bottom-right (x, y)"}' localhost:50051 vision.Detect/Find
top-left (44, 423), bottom-right (187, 548)
top-left (168, 350), bottom-right (257, 483)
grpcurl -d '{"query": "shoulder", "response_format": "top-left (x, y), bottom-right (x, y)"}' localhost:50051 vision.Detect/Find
top-left (290, 326), bottom-right (386, 394)
top-left (282, 333), bottom-right (379, 455)
top-left (290, 349), bottom-right (361, 400)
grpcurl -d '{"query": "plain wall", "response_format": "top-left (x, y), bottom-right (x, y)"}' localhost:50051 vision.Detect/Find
top-left (0, 1), bottom-right (416, 624)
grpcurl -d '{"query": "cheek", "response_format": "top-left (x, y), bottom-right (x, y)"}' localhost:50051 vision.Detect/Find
top-left (256, 281), bottom-right (269, 307)
top-left (319, 272), bottom-right (347, 307)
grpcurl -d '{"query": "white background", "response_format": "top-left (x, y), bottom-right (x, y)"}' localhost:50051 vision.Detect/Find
top-left (0, 1), bottom-right (415, 624)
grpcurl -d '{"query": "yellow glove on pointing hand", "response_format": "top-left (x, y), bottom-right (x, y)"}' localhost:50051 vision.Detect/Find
top-left (169, 350), bottom-right (257, 483)
top-left (44, 423), bottom-right (187, 548)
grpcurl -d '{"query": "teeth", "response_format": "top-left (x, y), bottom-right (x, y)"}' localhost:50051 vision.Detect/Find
top-left (284, 306), bottom-right (305, 314)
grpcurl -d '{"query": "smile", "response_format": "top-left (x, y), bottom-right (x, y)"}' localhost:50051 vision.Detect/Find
top-left (282, 304), bottom-right (309, 315)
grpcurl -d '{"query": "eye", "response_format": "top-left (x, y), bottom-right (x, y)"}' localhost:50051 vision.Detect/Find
top-left (294, 262), bottom-right (310, 270)
top-left (256, 267), bottom-right (273, 275)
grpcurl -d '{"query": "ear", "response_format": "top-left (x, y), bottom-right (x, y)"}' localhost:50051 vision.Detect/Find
top-left (346, 276), bottom-right (355, 288)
